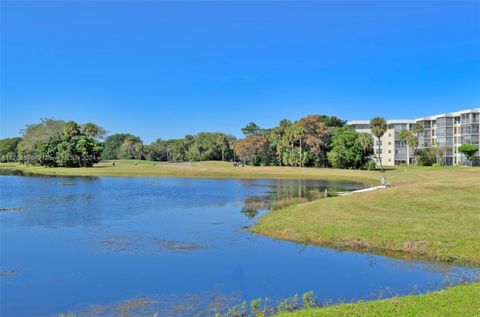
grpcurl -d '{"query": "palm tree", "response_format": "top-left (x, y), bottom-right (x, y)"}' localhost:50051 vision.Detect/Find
top-left (271, 119), bottom-right (291, 166)
top-left (369, 117), bottom-right (387, 172)
top-left (216, 135), bottom-right (229, 161)
top-left (433, 140), bottom-right (446, 166)
top-left (411, 123), bottom-right (424, 166)
top-left (226, 139), bottom-right (236, 162)
top-left (292, 124), bottom-right (306, 167)
top-left (398, 129), bottom-right (413, 166)
top-left (357, 133), bottom-right (374, 157)
top-left (63, 121), bottom-right (81, 136)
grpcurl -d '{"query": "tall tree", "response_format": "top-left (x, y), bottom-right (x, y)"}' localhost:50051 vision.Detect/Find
top-left (102, 133), bottom-right (141, 160)
top-left (17, 118), bottom-right (65, 164)
top-left (119, 136), bottom-right (144, 160)
top-left (26, 122), bottom-right (103, 167)
top-left (241, 122), bottom-right (260, 136)
top-left (432, 140), bottom-right (446, 166)
top-left (187, 132), bottom-right (233, 161)
top-left (369, 117), bottom-right (387, 172)
top-left (292, 123), bottom-right (306, 167)
top-left (63, 121), bottom-right (81, 136)
top-left (271, 119), bottom-right (292, 166)
top-left (216, 135), bottom-right (229, 161)
top-left (398, 129), bottom-right (414, 166)
top-left (411, 123), bottom-right (424, 166)
top-left (357, 133), bottom-right (374, 158)
top-left (318, 115), bottom-right (346, 127)
top-left (0, 137), bottom-right (22, 162)
top-left (56, 135), bottom-right (103, 167)
top-left (82, 123), bottom-right (106, 139)
top-left (229, 139), bottom-right (237, 162)
top-left (297, 115), bottom-right (330, 167)
top-left (235, 134), bottom-right (272, 165)
top-left (327, 128), bottom-right (367, 169)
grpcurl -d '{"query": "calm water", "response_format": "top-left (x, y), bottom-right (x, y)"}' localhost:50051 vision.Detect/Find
top-left (0, 175), bottom-right (476, 316)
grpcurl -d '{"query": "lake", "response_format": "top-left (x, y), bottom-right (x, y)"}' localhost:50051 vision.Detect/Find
top-left (0, 174), bottom-right (477, 316)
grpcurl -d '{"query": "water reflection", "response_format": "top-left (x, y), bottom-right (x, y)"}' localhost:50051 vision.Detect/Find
top-left (238, 179), bottom-right (361, 220)
top-left (0, 176), bottom-right (362, 229)
top-left (241, 197), bottom-right (268, 219)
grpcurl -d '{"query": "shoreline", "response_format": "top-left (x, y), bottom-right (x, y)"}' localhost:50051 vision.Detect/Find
top-left (0, 161), bottom-right (379, 186)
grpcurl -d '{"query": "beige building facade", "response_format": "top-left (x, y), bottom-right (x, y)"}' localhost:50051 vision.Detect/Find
top-left (348, 108), bottom-right (480, 166)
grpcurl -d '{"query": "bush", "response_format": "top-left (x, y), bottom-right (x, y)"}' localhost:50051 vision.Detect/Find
top-left (432, 163), bottom-right (441, 167)
top-left (0, 137), bottom-right (22, 162)
top-left (363, 159), bottom-right (376, 170)
top-left (418, 148), bottom-right (436, 166)
top-left (328, 128), bottom-right (367, 169)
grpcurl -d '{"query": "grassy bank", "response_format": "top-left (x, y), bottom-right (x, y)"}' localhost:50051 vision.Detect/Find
top-left (0, 160), bottom-right (378, 184)
top-left (275, 282), bottom-right (480, 317)
top-left (254, 166), bottom-right (480, 266)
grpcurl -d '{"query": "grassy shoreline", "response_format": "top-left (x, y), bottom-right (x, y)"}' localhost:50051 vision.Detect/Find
top-left (274, 282), bottom-right (480, 317)
top-left (0, 160), bottom-right (378, 184)
top-left (253, 167), bottom-right (480, 266)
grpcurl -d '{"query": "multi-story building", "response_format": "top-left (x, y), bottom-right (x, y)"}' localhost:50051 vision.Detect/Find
top-left (348, 108), bottom-right (480, 166)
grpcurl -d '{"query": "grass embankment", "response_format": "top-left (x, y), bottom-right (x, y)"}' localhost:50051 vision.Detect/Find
top-left (254, 167), bottom-right (480, 266)
top-left (0, 160), bottom-right (378, 184)
top-left (275, 282), bottom-right (480, 317)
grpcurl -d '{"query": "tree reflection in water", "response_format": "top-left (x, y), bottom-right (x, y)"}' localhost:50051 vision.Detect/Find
top-left (239, 180), bottom-right (336, 219)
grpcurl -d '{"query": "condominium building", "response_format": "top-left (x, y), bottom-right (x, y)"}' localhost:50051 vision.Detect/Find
top-left (347, 108), bottom-right (480, 166)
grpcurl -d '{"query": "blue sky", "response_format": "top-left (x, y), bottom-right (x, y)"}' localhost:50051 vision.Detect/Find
top-left (1, 1), bottom-right (479, 143)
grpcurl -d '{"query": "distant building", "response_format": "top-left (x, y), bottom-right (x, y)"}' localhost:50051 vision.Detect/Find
top-left (348, 108), bottom-right (480, 166)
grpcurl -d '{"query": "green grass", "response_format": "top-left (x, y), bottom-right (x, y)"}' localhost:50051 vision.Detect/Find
top-left (274, 282), bottom-right (480, 317)
top-left (0, 160), bottom-right (378, 184)
top-left (253, 166), bottom-right (480, 266)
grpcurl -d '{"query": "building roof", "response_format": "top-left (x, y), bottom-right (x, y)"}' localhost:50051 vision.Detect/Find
top-left (347, 108), bottom-right (480, 126)
top-left (347, 119), bottom-right (415, 125)
top-left (415, 108), bottom-right (480, 121)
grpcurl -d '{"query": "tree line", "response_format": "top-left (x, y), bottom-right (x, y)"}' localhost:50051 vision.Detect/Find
top-left (1, 115), bottom-right (477, 168)
top-left (99, 114), bottom-right (377, 169)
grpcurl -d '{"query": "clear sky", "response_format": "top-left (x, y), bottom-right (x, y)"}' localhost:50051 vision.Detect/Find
top-left (1, 1), bottom-right (479, 143)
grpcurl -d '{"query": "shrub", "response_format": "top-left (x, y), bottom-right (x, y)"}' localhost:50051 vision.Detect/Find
top-left (418, 148), bottom-right (436, 166)
top-left (363, 159), bottom-right (376, 170)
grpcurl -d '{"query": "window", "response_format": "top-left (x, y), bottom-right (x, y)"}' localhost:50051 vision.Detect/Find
top-left (388, 142), bottom-right (391, 145)
top-left (388, 150), bottom-right (391, 153)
